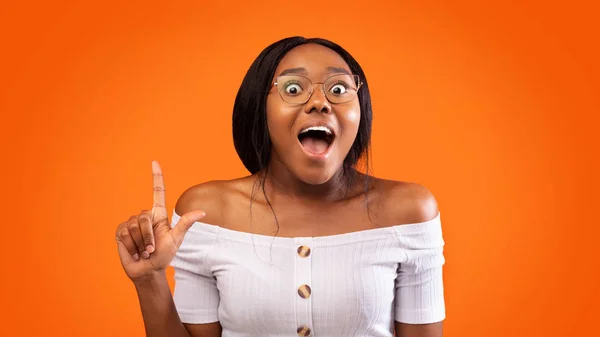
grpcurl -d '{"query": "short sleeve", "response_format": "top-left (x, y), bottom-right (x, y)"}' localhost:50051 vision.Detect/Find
top-left (393, 213), bottom-right (446, 324)
top-left (170, 211), bottom-right (220, 324)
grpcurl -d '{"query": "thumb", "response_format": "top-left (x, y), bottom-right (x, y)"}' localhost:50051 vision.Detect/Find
top-left (171, 210), bottom-right (206, 244)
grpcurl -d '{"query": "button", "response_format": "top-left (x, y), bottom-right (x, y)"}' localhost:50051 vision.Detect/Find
top-left (298, 284), bottom-right (311, 299)
top-left (297, 326), bottom-right (311, 336)
top-left (297, 245), bottom-right (311, 257)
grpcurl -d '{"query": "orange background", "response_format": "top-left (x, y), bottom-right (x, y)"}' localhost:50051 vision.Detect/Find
top-left (1, 1), bottom-right (598, 336)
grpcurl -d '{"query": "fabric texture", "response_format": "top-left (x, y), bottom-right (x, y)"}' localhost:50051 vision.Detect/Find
top-left (170, 210), bottom-right (446, 337)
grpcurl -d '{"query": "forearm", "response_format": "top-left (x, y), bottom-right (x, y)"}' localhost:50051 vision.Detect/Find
top-left (134, 272), bottom-right (191, 337)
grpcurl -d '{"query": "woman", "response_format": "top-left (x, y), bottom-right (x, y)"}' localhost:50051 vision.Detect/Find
top-left (115, 36), bottom-right (446, 337)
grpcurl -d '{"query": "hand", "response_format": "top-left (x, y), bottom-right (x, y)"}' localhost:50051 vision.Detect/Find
top-left (115, 161), bottom-right (206, 282)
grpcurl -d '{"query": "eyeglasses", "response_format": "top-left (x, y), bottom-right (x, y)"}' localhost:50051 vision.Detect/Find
top-left (273, 74), bottom-right (362, 105)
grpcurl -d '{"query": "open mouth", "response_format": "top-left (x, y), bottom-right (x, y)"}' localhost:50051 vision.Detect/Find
top-left (297, 126), bottom-right (335, 155)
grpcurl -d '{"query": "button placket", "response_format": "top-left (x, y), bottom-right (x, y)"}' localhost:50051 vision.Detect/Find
top-left (298, 284), bottom-right (311, 298)
top-left (294, 238), bottom-right (314, 336)
top-left (297, 325), bottom-right (311, 336)
top-left (297, 245), bottom-right (311, 257)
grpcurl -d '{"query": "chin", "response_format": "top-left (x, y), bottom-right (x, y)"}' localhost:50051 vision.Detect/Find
top-left (294, 166), bottom-right (339, 185)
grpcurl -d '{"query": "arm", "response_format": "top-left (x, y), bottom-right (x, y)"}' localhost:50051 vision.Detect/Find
top-left (115, 162), bottom-right (222, 337)
top-left (395, 322), bottom-right (443, 337)
top-left (391, 183), bottom-right (446, 337)
top-left (134, 271), bottom-right (222, 337)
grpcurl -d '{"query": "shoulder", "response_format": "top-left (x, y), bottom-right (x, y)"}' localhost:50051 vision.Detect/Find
top-left (370, 178), bottom-right (439, 226)
top-left (175, 180), bottom-right (224, 215)
top-left (174, 177), bottom-right (252, 221)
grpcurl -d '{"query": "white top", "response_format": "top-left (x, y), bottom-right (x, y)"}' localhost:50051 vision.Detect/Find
top-left (170, 210), bottom-right (446, 337)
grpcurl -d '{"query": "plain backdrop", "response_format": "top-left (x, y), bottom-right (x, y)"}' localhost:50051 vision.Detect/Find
top-left (1, 1), bottom-right (598, 336)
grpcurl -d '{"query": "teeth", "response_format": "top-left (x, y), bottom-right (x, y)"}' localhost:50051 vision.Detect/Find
top-left (300, 126), bottom-right (332, 135)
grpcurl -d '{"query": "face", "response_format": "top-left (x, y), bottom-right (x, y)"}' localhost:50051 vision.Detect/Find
top-left (266, 43), bottom-right (361, 185)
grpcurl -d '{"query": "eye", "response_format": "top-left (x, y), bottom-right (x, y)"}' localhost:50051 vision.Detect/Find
top-left (329, 82), bottom-right (348, 95)
top-left (284, 81), bottom-right (303, 95)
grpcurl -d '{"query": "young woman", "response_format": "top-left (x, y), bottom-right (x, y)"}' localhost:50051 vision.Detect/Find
top-left (115, 36), bottom-right (446, 337)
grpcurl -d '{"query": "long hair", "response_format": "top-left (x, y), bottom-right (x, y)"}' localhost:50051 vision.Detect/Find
top-left (232, 36), bottom-right (373, 176)
top-left (232, 37), bottom-right (375, 250)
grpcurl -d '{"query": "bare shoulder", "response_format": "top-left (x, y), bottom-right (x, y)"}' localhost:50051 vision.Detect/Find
top-left (369, 177), bottom-right (439, 226)
top-left (174, 180), bottom-right (224, 214)
top-left (174, 176), bottom-right (253, 225)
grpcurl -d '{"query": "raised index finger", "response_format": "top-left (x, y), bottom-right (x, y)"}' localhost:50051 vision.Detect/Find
top-left (152, 160), bottom-right (167, 221)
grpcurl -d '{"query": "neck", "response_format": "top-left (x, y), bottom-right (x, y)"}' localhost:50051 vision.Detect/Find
top-left (258, 161), bottom-right (356, 204)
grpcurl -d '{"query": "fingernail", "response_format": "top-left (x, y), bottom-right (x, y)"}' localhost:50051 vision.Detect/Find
top-left (141, 251), bottom-right (150, 259)
top-left (133, 254), bottom-right (139, 261)
top-left (146, 245), bottom-right (155, 254)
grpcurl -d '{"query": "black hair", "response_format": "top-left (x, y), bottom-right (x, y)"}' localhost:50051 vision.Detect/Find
top-left (232, 37), bottom-right (375, 249)
top-left (232, 36), bottom-right (373, 176)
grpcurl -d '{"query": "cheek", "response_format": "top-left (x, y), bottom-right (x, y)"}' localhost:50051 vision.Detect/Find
top-left (341, 107), bottom-right (361, 138)
top-left (266, 98), bottom-right (298, 143)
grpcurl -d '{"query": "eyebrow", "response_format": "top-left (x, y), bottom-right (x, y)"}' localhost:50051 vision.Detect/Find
top-left (279, 67), bottom-right (308, 76)
top-left (278, 66), bottom-right (351, 77)
top-left (326, 66), bottom-right (350, 75)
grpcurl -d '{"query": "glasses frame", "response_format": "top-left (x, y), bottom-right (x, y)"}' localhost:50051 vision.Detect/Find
top-left (273, 73), bottom-right (363, 105)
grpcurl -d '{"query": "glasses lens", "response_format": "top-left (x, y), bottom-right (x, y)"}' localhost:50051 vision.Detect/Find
top-left (276, 75), bottom-right (312, 104)
top-left (324, 74), bottom-right (359, 103)
top-left (275, 74), bottom-right (360, 104)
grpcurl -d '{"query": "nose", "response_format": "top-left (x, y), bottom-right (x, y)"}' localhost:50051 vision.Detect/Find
top-left (304, 85), bottom-right (331, 114)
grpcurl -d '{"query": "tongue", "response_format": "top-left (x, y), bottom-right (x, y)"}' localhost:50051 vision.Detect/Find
top-left (300, 137), bottom-right (329, 154)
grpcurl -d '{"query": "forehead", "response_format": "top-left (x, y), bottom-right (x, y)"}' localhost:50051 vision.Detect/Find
top-left (274, 43), bottom-right (351, 78)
